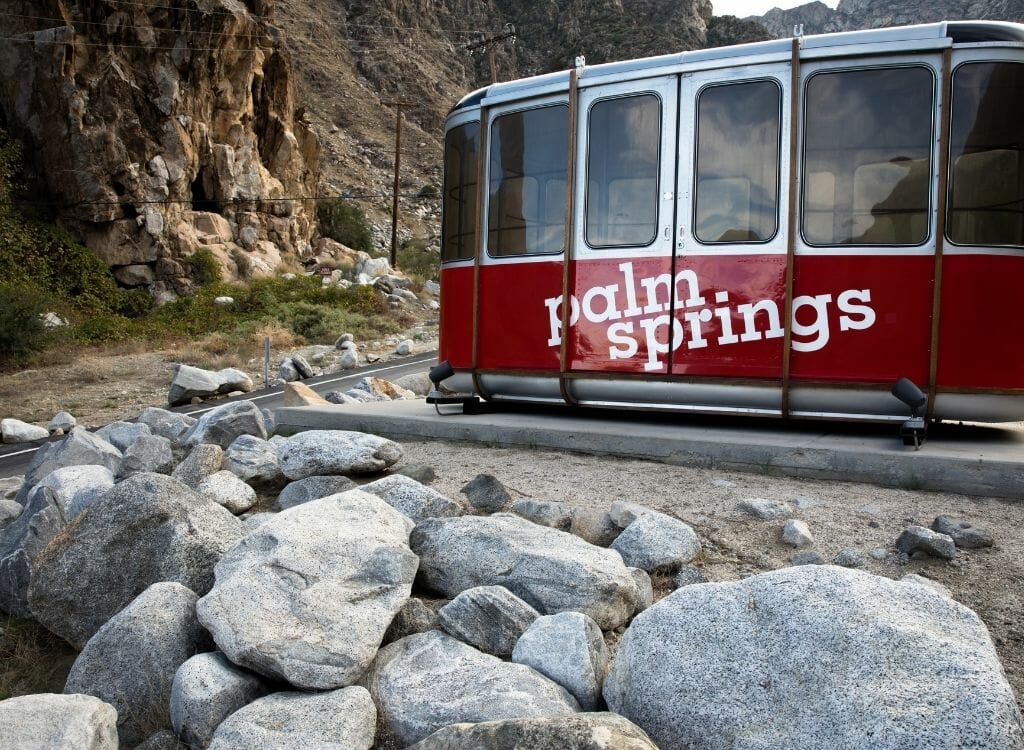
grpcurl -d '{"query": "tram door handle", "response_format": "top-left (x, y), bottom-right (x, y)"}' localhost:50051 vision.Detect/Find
top-left (677, 226), bottom-right (685, 248)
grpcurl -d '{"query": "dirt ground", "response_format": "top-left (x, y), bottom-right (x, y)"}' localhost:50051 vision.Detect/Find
top-left (0, 323), bottom-right (439, 429)
top-left (398, 439), bottom-right (1024, 708)
top-left (2, 347), bottom-right (1021, 715)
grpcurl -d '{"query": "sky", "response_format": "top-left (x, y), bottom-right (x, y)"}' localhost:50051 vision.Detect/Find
top-left (712, 0), bottom-right (840, 17)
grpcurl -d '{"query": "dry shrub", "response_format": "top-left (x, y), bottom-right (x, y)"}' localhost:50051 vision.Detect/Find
top-left (246, 321), bottom-right (298, 351)
top-left (0, 617), bottom-right (77, 700)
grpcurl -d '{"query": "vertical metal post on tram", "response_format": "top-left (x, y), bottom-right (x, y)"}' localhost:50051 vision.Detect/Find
top-left (781, 37), bottom-right (802, 417)
top-left (558, 59), bottom-right (583, 406)
top-left (470, 104), bottom-right (490, 401)
top-left (927, 48), bottom-right (953, 420)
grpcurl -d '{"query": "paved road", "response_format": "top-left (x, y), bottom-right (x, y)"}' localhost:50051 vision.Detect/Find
top-left (0, 351), bottom-right (437, 479)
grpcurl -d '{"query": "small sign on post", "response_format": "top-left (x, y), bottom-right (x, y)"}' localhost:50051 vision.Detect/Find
top-left (319, 266), bottom-right (334, 285)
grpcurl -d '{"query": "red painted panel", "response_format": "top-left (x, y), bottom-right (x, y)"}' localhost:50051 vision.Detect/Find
top-left (569, 256), bottom-right (674, 374)
top-left (938, 254), bottom-right (1024, 389)
top-left (439, 265), bottom-right (474, 368)
top-left (476, 261), bottom-right (563, 371)
top-left (790, 255), bottom-right (933, 384)
top-left (568, 255), bottom-right (786, 377)
top-left (445, 253), bottom-right (939, 386)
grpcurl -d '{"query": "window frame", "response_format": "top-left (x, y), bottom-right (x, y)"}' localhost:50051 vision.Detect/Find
top-left (440, 119), bottom-right (481, 265)
top-left (484, 102), bottom-right (570, 260)
top-left (691, 77), bottom-right (784, 247)
top-left (945, 59), bottom-right (1024, 250)
top-left (799, 63), bottom-right (938, 249)
top-left (583, 91), bottom-right (664, 250)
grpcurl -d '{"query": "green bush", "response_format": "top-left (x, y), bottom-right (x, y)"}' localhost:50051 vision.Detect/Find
top-left (317, 199), bottom-right (373, 252)
top-left (398, 238), bottom-right (439, 281)
top-left (0, 283), bottom-right (48, 364)
top-left (279, 300), bottom-right (399, 344)
top-left (72, 315), bottom-right (134, 343)
top-left (0, 127), bottom-right (135, 318)
top-left (417, 183), bottom-right (440, 198)
top-left (184, 248), bottom-right (222, 287)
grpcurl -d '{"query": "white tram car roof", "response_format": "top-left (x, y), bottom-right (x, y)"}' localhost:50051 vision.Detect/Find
top-left (448, 20), bottom-right (1024, 118)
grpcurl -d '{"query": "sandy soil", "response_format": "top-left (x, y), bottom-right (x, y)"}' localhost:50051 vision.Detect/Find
top-left (0, 323), bottom-right (439, 429)
top-left (398, 439), bottom-right (1024, 707)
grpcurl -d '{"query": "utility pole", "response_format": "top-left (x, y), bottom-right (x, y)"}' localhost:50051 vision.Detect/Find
top-left (383, 100), bottom-right (414, 270)
top-left (463, 23), bottom-right (517, 84)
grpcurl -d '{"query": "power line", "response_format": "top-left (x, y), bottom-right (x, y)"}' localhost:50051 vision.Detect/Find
top-left (95, 0), bottom-right (492, 34)
top-left (1, 191), bottom-right (440, 210)
top-left (65, 0), bottom-right (267, 20)
top-left (0, 32), bottom-right (460, 53)
top-left (1, 4), bottom-right (491, 35)
top-left (462, 23), bottom-right (517, 83)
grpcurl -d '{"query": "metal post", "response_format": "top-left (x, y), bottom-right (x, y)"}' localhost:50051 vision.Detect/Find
top-left (390, 104), bottom-right (403, 271)
top-left (263, 336), bottom-right (270, 389)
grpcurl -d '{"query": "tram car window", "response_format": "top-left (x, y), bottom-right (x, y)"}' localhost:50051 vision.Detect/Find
top-left (948, 62), bottom-right (1024, 247)
top-left (585, 94), bottom-right (661, 248)
top-left (802, 66), bottom-right (934, 246)
top-left (694, 80), bottom-right (781, 244)
top-left (487, 105), bottom-right (568, 257)
top-left (441, 122), bottom-right (480, 262)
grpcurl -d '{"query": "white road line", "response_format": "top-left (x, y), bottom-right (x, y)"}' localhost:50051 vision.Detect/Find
top-left (0, 354), bottom-right (437, 473)
top-left (181, 355), bottom-right (436, 416)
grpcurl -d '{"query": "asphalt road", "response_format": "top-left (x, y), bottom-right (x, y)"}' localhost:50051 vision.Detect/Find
top-left (0, 351), bottom-right (437, 479)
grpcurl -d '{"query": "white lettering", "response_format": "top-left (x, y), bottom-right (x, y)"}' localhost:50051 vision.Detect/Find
top-left (838, 289), bottom-right (876, 331)
top-left (619, 262), bottom-right (643, 317)
top-left (738, 299), bottom-right (784, 343)
top-left (544, 294), bottom-right (580, 347)
top-left (684, 308), bottom-right (713, 349)
top-left (791, 294), bottom-right (833, 352)
top-left (640, 274), bottom-right (673, 314)
top-left (638, 315), bottom-right (684, 372)
top-left (541, 268), bottom-right (876, 368)
top-left (608, 321), bottom-right (638, 360)
top-left (582, 284), bottom-right (622, 323)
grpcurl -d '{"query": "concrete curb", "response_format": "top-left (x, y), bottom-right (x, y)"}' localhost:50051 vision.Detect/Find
top-left (275, 402), bottom-right (1024, 500)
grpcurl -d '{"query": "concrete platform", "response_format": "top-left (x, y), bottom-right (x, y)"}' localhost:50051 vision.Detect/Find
top-left (275, 401), bottom-right (1024, 500)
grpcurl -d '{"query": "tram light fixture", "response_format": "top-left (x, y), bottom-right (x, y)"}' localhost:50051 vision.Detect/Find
top-left (429, 360), bottom-right (455, 389)
top-left (891, 377), bottom-right (926, 417)
top-left (891, 377), bottom-right (928, 449)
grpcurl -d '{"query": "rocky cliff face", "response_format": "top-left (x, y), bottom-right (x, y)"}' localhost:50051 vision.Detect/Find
top-left (758, 0), bottom-right (1024, 38)
top-left (0, 0), bottom-right (320, 298)
top-left (275, 0), bottom-right (715, 250)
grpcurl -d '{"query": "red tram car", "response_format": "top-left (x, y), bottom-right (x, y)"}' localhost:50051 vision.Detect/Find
top-left (433, 21), bottom-right (1024, 428)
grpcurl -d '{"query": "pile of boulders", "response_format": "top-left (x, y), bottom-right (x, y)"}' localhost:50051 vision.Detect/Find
top-left (167, 365), bottom-right (254, 407)
top-left (314, 240), bottom-right (440, 313)
top-left (0, 395), bottom-right (1021, 750)
top-left (323, 375), bottom-right (418, 406)
top-left (0, 411), bottom-right (80, 445)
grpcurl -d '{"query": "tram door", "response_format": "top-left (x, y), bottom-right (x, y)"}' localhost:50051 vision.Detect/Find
top-left (567, 76), bottom-right (680, 375)
top-left (788, 56), bottom-right (941, 399)
top-left (672, 68), bottom-right (791, 406)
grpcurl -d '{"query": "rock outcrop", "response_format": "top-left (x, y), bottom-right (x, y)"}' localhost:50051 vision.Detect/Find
top-left (411, 515), bottom-right (643, 630)
top-left (0, 0), bottom-right (320, 294)
top-left (364, 630), bottom-right (581, 746)
top-left (757, 0), bottom-right (1024, 38)
top-left (604, 565), bottom-right (1024, 750)
top-left (64, 582), bottom-right (214, 747)
top-left (408, 713), bottom-right (660, 750)
top-left (196, 489), bottom-right (418, 689)
top-left (0, 693), bottom-right (118, 750)
top-left (29, 473), bottom-right (245, 647)
top-left (170, 652), bottom-right (270, 749)
top-left (208, 687), bottom-right (377, 750)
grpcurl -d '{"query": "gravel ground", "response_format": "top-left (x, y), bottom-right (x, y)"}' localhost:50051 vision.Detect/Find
top-left (398, 439), bottom-right (1024, 708)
